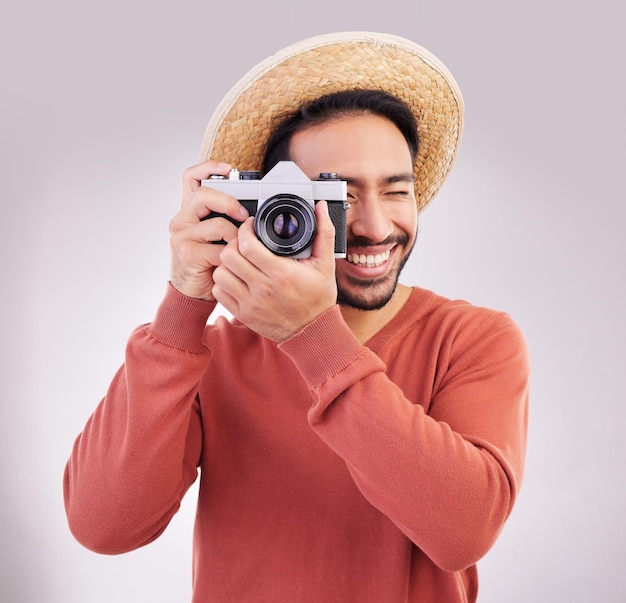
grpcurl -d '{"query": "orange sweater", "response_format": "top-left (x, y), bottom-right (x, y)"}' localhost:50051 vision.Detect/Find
top-left (64, 284), bottom-right (529, 602)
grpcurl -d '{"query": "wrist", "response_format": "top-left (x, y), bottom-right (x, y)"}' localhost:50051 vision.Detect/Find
top-left (169, 274), bottom-right (216, 302)
top-left (149, 283), bottom-right (217, 352)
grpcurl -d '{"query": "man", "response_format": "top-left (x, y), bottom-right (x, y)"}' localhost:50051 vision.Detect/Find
top-left (64, 32), bottom-right (529, 602)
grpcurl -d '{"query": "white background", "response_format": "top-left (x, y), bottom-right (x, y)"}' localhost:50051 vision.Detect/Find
top-left (1, 1), bottom-right (624, 601)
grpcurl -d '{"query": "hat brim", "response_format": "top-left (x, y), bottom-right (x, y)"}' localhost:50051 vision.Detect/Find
top-left (199, 31), bottom-right (464, 212)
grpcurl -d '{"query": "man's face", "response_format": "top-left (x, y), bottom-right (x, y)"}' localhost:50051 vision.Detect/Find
top-left (289, 113), bottom-right (418, 310)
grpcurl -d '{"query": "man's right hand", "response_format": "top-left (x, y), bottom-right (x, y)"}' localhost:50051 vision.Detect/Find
top-left (169, 161), bottom-right (250, 300)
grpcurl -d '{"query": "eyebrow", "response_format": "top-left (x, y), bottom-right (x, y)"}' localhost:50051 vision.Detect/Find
top-left (340, 172), bottom-right (415, 186)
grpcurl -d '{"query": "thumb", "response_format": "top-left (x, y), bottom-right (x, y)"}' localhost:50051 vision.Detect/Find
top-left (311, 201), bottom-right (337, 266)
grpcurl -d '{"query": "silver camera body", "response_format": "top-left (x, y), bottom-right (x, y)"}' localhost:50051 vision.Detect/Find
top-left (201, 161), bottom-right (348, 259)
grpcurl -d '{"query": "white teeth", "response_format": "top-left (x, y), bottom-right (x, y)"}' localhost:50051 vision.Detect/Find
top-left (347, 250), bottom-right (390, 267)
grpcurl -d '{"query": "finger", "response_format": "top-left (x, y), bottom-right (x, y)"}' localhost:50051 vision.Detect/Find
top-left (212, 261), bottom-right (250, 308)
top-left (235, 217), bottom-right (282, 275)
top-left (310, 201), bottom-right (337, 270)
top-left (169, 234), bottom-right (223, 301)
top-left (181, 160), bottom-right (231, 206)
top-left (171, 217), bottom-right (240, 247)
top-left (211, 284), bottom-right (239, 317)
top-left (172, 187), bottom-right (249, 228)
top-left (170, 229), bottom-right (225, 273)
top-left (220, 222), bottom-right (269, 283)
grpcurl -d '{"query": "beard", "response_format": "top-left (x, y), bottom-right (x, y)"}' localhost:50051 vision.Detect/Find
top-left (336, 233), bottom-right (415, 311)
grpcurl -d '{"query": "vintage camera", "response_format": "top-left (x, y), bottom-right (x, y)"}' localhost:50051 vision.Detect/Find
top-left (201, 161), bottom-right (348, 259)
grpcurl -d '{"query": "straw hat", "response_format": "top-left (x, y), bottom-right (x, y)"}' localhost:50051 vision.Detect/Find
top-left (199, 31), bottom-right (464, 212)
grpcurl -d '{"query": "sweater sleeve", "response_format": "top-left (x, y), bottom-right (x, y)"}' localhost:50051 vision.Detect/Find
top-left (279, 304), bottom-right (530, 572)
top-left (63, 284), bottom-right (215, 554)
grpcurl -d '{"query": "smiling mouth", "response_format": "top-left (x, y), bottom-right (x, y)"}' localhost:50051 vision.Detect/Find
top-left (346, 250), bottom-right (391, 267)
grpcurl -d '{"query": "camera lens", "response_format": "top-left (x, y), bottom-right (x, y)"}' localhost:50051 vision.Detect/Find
top-left (254, 194), bottom-right (316, 257)
top-left (273, 212), bottom-right (299, 240)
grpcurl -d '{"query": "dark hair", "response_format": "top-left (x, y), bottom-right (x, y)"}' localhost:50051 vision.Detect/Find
top-left (261, 89), bottom-right (419, 175)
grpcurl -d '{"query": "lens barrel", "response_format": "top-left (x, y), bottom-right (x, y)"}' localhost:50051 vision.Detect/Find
top-left (254, 194), bottom-right (316, 257)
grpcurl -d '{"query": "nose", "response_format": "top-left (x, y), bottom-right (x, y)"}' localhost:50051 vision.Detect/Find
top-left (348, 196), bottom-right (394, 243)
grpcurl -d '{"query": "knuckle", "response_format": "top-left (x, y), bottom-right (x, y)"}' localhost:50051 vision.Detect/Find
top-left (171, 236), bottom-right (196, 263)
top-left (182, 165), bottom-right (196, 183)
top-left (211, 265), bottom-right (224, 284)
top-left (218, 246), bottom-right (232, 265)
top-left (256, 283), bottom-right (274, 300)
top-left (168, 216), bottom-right (182, 234)
top-left (169, 228), bottom-right (185, 248)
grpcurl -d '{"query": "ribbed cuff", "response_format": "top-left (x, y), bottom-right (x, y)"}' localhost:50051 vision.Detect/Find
top-left (148, 283), bottom-right (217, 353)
top-left (278, 306), bottom-right (367, 389)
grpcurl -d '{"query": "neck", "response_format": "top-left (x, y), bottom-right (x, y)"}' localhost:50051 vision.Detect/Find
top-left (339, 284), bottom-right (412, 344)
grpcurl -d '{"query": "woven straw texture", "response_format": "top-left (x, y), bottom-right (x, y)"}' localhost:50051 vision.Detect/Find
top-left (200, 32), bottom-right (464, 212)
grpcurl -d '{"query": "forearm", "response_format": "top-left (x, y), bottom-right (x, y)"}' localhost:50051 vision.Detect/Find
top-left (280, 305), bottom-right (529, 570)
top-left (64, 285), bottom-right (214, 553)
top-left (310, 375), bottom-right (517, 571)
